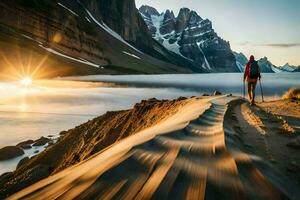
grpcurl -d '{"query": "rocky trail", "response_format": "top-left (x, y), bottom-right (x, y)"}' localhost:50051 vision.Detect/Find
top-left (7, 96), bottom-right (300, 200)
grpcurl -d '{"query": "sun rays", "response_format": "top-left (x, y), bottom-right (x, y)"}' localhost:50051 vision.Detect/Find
top-left (0, 48), bottom-right (50, 82)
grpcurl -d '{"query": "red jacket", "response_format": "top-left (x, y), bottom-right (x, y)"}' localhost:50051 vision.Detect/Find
top-left (244, 56), bottom-right (261, 81)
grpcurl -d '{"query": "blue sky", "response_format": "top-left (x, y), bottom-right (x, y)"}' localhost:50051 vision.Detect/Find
top-left (135, 0), bottom-right (300, 66)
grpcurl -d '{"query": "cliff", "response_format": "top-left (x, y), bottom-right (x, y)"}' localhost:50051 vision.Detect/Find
top-left (0, 0), bottom-right (193, 79)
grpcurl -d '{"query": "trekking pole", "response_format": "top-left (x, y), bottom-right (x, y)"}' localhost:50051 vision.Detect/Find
top-left (259, 79), bottom-right (264, 102)
top-left (243, 81), bottom-right (245, 99)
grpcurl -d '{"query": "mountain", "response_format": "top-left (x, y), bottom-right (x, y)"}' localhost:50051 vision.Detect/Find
top-left (233, 52), bottom-right (248, 72)
top-left (278, 63), bottom-right (300, 72)
top-left (257, 57), bottom-right (276, 73)
top-left (0, 0), bottom-right (197, 79)
top-left (139, 5), bottom-right (239, 73)
top-left (233, 52), bottom-right (300, 73)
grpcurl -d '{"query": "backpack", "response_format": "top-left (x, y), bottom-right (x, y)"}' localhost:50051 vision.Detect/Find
top-left (249, 61), bottom-right (260, 78)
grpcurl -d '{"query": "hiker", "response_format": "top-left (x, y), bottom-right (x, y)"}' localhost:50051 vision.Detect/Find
top-left (243, 55), bottom-right (261, 105)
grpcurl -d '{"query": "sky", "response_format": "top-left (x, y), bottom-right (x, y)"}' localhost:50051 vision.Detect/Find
top-left (135, 0), bottom-right (300, 66)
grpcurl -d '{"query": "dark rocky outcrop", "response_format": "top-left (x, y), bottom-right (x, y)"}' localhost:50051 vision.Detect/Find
top-left (139, 5), bottom-right (238, 72)
top-left (0, 146), bottom-right (24, 161)
top-left (17, 140), bottom-right (34, 149)
top-left (213, 91), bottom-right (222, 96)
top-left (160, 10), bottom-right (176, 35)
top-left (16, 157), bottom-right (30, 169)
top-left (32, 137), bottom-right (51, 147)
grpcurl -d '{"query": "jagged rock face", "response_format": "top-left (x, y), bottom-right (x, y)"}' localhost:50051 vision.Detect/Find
top-left (0, 0), bottom-right (106, 65)
top-left (258, 57), bottom-right (275, 73)
top-left (82, 0), bottom-right (153, 49)
top-left (160, 10), bottom-right (176, 35)
top-left (139, 5), bottom-right (160, 18)
top-left (139, 5), bottom-right (238, 72)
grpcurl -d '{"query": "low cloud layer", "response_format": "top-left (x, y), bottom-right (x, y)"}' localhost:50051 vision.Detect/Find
top-left (258, 43), bottom-right (300, 48)
top-left (237, 42), bottom-right (300, 48)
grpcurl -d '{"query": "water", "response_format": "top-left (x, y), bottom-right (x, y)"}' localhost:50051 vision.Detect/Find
top-left (0, 73), bottom-right (299, 174)
top-left (64, 73), bottom-right (300, 98)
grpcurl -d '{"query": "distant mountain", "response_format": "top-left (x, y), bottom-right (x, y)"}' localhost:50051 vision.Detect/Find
top-left (233, 52), bottom-right (248, 72)
top-left (278, 63), bottom-right (300, 72)
top-left (233, 52), bottom-right (300, 73)
top-left (139, 5), bottom-right (238, 72)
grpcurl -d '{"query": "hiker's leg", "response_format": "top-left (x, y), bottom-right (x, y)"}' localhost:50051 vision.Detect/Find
top-left (247, 82), bottom-right (252, 101)
top-left (252, 81), bottom-right (257, 103)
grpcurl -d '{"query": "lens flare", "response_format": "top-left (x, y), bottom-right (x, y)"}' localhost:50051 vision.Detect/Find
top-left (20, 77), bottom-right (32, 86)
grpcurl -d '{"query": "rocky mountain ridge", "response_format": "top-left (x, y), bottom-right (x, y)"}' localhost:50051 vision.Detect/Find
top-left (234, 52), bottom-right (300, 73)
top-left (139, 5), bottom-right (239, 72)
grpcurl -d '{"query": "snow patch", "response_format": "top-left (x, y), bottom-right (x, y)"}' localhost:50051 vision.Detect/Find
top-left (162, 40), bottom-right (180, 55)
top-left (123, 51), bottom-right (141, 60)
top-left (39, 45), bottom-right (100, 68)
top-left (198, 46), bottom-right (211, 70)
top-left (236, 61), bottom-right (245, 72)
top-left (85, 17), bottom-right (91, 23)
top-left (81, 2), bottom-right (143, 54)
top-left (58, 2), bottom-right (79, 17)
top-left (151, 14), bottom-right (165, 39)
top-left (22, 34), bottom-right (43, 45)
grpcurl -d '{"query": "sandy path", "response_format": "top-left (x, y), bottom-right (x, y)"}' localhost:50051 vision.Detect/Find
top-left (8, 96), bottom-right (300, 200)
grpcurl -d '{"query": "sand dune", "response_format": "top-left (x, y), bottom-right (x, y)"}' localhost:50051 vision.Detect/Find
top-left (7, 96), bottom-right (300, 200)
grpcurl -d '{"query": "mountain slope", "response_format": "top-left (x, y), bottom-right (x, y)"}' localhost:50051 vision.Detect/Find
top-left (139, 5), bottom-right (238, 73)
top-left (0, 0), bottom-right (194, 79)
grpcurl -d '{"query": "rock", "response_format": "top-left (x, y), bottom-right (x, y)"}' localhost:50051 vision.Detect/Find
top-left (17, 157), bottom-right (30, 169)
top-left (213, 91), bottom-right (222, 96)
top-left (17, 140), bottom-right (34, 149)
top-left (202, 93), bottom-right (210, 96)
top-left (0, 146), bottom-right (24, 161)
top-left (34, 150), bottom-right (39, 154)
top-left (59, 131), bottom-right (68, 136)
top-left (32, 137), bottom-right (51, 147)
top-left (47, 135), bottom-right (54, 138)
top-left (148, 98), bottom-right (158, 102)
top-left (177, 97), bottom-right (187, 101)
top-left (0, 172), bottom-right (13, 183)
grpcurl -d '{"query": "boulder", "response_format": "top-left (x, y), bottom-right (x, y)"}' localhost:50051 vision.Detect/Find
top-left (177, 97), bottom-right (187, 101)
top-left (32, 137), bottom-right (51, 147)
top-left (17, 140), bottom-right (34, 149)
top-left (0, 146), bottom-right (24, 161)
top-left (17, 157), bottom-right (30, 169)
top-left (59, 131), bottom-right (68, 136)
top-left (0, 172), bottom-right (13, 183)
top-left (213, 91), bottom-right (222, 96)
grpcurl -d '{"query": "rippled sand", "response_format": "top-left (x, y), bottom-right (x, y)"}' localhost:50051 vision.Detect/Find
top-left (8, 96), bottom-right (300, 200)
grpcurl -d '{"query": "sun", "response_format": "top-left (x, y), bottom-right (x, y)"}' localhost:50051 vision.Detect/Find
top-left (20, 77), bottom-right (32, 86)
